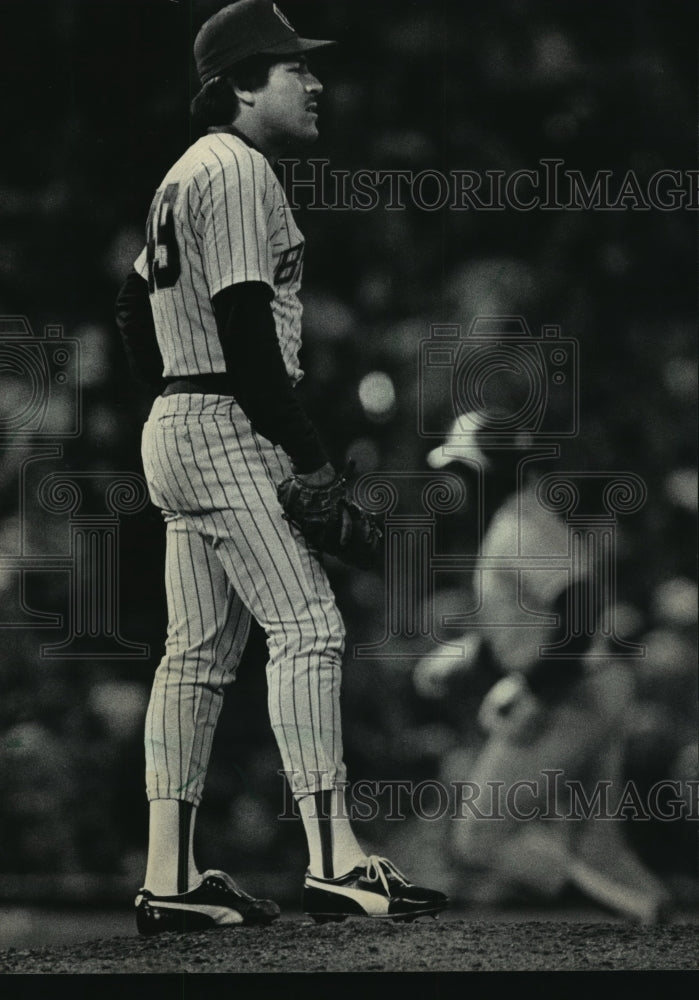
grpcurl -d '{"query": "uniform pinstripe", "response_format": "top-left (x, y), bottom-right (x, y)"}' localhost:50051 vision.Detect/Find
top-left (134, 132), bottom-right (305, 382)
top-left (137, 131), bottom-right (346, 806)
top-left (124, 7), bottom-right (448, 922)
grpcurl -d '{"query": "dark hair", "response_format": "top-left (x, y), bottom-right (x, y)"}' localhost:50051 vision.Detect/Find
top-left (190, 53), bottom-right (280, 132)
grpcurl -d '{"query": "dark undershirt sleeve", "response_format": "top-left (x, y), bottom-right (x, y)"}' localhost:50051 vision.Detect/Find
top-left (114, 269), bottom-right (165, 394)
top-left (213, 282), bottom-right (329, 474)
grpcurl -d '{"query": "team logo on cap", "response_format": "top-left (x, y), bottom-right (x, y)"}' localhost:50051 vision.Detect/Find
top-left (273, 4), bottom-right (294, 31)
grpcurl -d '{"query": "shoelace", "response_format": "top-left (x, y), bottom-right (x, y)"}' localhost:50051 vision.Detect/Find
top-left (212, 871), bottom-right (257, 901)
top-left (223, 872), bottom-right (257, 903)
top-left (362, 855), bottom-right (410, 894)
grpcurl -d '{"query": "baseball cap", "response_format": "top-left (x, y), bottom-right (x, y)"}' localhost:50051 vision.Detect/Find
top-left (426, 411), bottom-right (535, 470)
top-left (194, 0), bottom-right (336, 84)
top-left (426, 413), bottom-right (490, 470)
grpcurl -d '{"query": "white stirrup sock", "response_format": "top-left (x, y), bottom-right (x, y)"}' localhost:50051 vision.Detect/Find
top-left (144, 799), bottom-right (199, 895)
top-left (297, 788), bottom-right (366, 879)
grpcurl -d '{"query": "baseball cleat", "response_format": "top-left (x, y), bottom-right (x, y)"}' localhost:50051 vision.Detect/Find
top-left (135, 869), bottom-right (281, 935)
top-left (303, 855), bottom-right (448, 923)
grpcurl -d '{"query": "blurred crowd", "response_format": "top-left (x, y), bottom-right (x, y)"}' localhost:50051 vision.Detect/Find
top-left (0, 0), bottom-right (696, 912)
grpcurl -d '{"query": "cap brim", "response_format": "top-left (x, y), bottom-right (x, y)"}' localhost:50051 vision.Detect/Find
top-left (427, 442), bottom-right (490, 470)
top-left (260, 37), bottom-right (336, 55)
top-left (427, 446), bottom-right (450, 469)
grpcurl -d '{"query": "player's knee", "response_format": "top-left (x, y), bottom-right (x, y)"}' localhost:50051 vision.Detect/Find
top-left (299, 626), bottom-right (345, 662)
top-left (270, 602), bottom-right (345, 657)
top-left (155, 648), bottom-right (233, 692)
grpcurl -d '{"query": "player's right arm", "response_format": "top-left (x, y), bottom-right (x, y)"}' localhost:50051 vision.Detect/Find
top-left (115, 265), bottom-right (164, 394)
top-left (211, 281), bottom-right (332, 474)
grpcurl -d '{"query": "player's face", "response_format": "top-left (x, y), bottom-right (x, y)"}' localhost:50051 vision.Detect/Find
top-left (252, 57), bottom-right (323, 151)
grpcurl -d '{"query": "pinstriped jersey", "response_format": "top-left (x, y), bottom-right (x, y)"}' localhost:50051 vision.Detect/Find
top-left (134, 131), bottom-right (306, 382)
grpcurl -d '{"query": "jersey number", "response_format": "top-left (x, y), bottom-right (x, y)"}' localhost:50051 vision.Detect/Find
top-left (146, 184), bottom-right (181, 292)
top-left (274, 242), bottom-right (304, 285)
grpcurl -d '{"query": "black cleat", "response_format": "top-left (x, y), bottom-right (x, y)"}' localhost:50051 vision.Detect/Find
top-left (303, 855), bottom-right (448, 922)
top-left (135, 869), bottom-right (281, 936)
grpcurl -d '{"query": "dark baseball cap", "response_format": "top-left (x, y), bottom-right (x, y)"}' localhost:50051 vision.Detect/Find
top-left (194, 0), bottom-right (336, 84)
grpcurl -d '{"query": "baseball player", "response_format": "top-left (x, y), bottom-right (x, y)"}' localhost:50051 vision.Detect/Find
top-left (424, 417), bottom-right (672, 921)
top-left (115, 0), bottom-right (447, 933)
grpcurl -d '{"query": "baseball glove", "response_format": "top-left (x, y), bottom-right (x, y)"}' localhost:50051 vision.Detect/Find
top-left (277, 462), bottom-right (383, 570)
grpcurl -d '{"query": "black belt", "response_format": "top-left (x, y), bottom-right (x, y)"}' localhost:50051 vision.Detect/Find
top-left (162, 374), bottom-right (234, 397)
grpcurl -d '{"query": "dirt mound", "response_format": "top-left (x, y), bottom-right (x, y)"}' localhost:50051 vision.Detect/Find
top-left (0, 917), bottom-right (696, 975)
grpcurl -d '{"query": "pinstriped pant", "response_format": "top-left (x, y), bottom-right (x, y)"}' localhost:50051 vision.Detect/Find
top-left (141, 392), bottom-right (347, 806)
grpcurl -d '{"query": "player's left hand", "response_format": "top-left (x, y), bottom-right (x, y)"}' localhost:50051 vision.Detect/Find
top-left (277, 461), bottom-right (383, 570)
